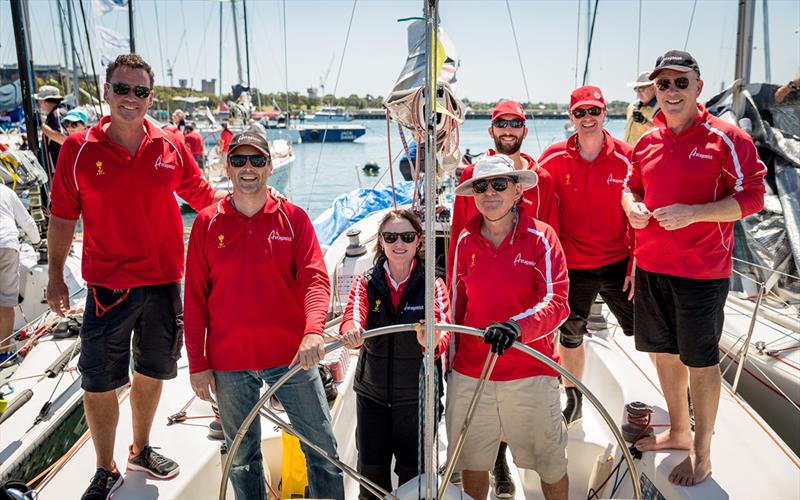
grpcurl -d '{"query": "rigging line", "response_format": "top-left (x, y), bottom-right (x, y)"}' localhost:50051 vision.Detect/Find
top-left (504, 0), bottom-right (541, 151)
top-left (582, 0), bottom-right (599, 86)
top-left (306, 0), bottom-right (358, 212)
top-left (282, 0), bottom-right (289, 116)
top-left (683, 0), bottom-right (698, 51)
top-left (574, 0), bottom-right (581, 88)
top-left (48, 0), bottom-right (65, 88)
top-left (78, 0), bottom-right (103, 114)
top-left (636, 0), bottom-right (642, 72)
top-left (187, 3), bottom-right (216, 85)
top-left (152, 0), bottom-right (166, 85)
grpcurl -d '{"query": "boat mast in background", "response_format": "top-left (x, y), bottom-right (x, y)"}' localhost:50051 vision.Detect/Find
top-left (10, 0), bottom-right (39, 158)
top-left (218, 0), bottom-right (223, 97)
top-left (230, 0), bottom-right (244, 86)
top-left (57, 0), bottom-right (71, 99)
top-left (762, 0), bottom-right (771, 82)
top-left (735, 0), bottom-right (756, 85)
top-left (67, 0), bottom-right (79, 106)
top-left (128, 0), bottom-right (135, 53)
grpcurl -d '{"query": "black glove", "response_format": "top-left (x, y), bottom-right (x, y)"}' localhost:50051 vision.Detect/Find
top-left (483, 320), bottom-right (521, 356)
top-left (632, 110), bottom-right (647, 124)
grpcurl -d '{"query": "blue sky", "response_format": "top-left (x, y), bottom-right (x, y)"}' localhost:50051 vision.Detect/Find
top-left (1, 0), bottom-right (798, 103)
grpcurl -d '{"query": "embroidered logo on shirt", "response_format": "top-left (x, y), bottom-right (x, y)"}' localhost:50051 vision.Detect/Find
top-left (373, 299), bottom-right (382, 313)
top-left (267, 230), bottom-right (292, 242)
top-left (217, 234), bottom-right (225, 248)
top-left (95, 161), bottom-right (105, 176)
top-left (403, 305), bottom-right (424, 312)
top-left (470, 254), bottom-right (476, 268)
top-left (565, 173), bottom-right (571, 186)
top-left (513, 252), bottom-right (536, 267)
top-left (154, 155), bottom-right (176, 170)
top-left (688, 147), bottom-right (713, 160)
top-left (606, 174), bottom-right (624, 185)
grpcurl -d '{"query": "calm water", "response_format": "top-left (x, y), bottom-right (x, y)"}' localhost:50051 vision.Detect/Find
top-left (181, 118), bottom-right (626, 229)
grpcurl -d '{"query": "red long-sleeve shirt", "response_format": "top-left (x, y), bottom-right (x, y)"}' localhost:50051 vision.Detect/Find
top-left (184, 195), bottom-right (330, 373)
top-left (184, 130), bottom-right (205, 157)
top-left (623, 105), bottom-right (766, 280)
top-left (539, 130), bottom-right (634, 271)
top-left (447, 150), bottom-right (558, 283)
top-left (50, 116), bottom-right (216, 288)
top-left (450, 214), bottom-right (569, 380)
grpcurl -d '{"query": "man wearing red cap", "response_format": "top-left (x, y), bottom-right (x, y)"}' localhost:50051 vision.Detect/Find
top-left (447, 100), bottom-right (558, 498)
top-left (539, 85), bottom-right (635, 429)
top-left (622, 50), bottom-right (766, 486)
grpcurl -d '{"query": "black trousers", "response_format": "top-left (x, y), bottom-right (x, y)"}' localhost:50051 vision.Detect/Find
top-left (356, 395), bottom-right (420, 499)
top-left (560, 257), bottom-right (635, 347)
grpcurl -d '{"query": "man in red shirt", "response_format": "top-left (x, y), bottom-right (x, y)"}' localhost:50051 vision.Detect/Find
top-left (622, 50), bottom-right (766, 486)
top-left (449, 155), bottom-right (570, 500)
top-left (183, 123), bottom-right (205, 171)
top-left (46, 54), bottom-right (223, 499)
top-left (539, 86), bottom-right (635, 428)
top-left (184, 131), bottom-right (344, 499)
top-left (218, 121), bottom-right (233, 162)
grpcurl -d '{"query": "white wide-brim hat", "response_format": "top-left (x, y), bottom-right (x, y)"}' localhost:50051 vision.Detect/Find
top-left (455, 154), bottom-right (538, 196)
top-left (627, 71), bottom-right (654, 89)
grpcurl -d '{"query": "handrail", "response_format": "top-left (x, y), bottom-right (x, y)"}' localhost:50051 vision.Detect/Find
top-left (218, 323), bottom-right (642, 500)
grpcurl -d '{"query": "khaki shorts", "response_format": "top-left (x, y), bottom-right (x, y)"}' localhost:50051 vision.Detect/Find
top-left (0, 248), bottom-right (20, 307)
top-left (445, 371), bottom-right (567, 484)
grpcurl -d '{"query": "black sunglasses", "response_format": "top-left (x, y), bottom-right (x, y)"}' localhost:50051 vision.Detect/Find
top-left (656, 77), bottom-right (691, 91)
top-left (381, 231), bottom-right (418, 244)
top-left (109, 82), bottom-right (152, 99)
top-left (492, 119), bottom-right (525, 129)
top-left (472, 176), bottom-right (517, 194)
top-left (229, 154), bottom-right (270, 168)
top-left (572, 107), bottom-right (603, 118)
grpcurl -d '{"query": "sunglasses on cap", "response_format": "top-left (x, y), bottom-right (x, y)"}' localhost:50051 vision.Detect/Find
top-left (472, 176), bottom-right (517, 194)
top-left (109, 82), bottom-right (152, 99)
top-left (655, 77), bottom-right (691, 91)
top-left (229, 154), bottom-right (270, 168)
top-left (571, 107), bottom-right (603, 118)
top-left (381, 231), bottom-right (418, 244)
top-left (492, 119), bottom-right (525, 129)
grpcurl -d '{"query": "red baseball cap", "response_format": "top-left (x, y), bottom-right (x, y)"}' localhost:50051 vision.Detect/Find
top-left (491, 100), bottom-right (526, 122)
top-left (569, 85), bottom-right (606, 112)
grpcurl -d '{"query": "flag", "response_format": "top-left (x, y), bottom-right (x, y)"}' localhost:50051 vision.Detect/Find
top-left (95, 26), bottom-right (130, 88)
top-left (93, 0), bottom-right (128, 17)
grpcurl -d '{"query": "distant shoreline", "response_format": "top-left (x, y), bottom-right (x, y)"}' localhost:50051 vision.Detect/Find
top-left (345, 111), bottom-right (626, 120)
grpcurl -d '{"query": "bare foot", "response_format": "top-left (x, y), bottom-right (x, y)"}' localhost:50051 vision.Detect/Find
top-left (635, 429), bottom-right (692, 452)
top-left (669, 451), bottom-right (712, 486)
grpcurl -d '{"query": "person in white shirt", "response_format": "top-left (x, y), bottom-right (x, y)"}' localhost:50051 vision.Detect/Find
top-left (0, 183), bottom-right (41, 363)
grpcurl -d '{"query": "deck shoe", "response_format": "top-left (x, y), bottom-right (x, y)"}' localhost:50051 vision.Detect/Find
top-left (127, 444), bottom-right (180, 479)
top-left (490, 445), bottom-right (515, 498)
top-left (563, 387), bottom-right (583, 428)
top-left (208, 417), bottom-right (224, 440)
top-left (80, 465), bottom-right (123, 499)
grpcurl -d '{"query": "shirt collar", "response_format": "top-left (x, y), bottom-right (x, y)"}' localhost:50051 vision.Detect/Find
top-left (566, 129), bottom-right (615, 160)
top-left (382, 258), bottom-right (416, 291)
top-left (652, 103), bottom-right (709, 137)
top-left (217, 192), bottom-right (280, 217)
top-left (487, 149), bottom-right (539, 172)
top-left (85, 115), bottom-right (166, 144)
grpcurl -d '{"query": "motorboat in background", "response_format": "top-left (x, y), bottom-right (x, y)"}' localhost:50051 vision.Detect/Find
top-left (293, 123), bottom-right (367, 143)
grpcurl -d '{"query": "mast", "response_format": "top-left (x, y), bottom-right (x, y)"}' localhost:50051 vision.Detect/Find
top-left (218, 0), bottom-right (223, 97)
top-left (129, 0), bottom-right (136, 53)
top-left (762, 0), bottom-right (771, 82)
top-left (422, 1), bottom-right (438, 497)
top-left (57, 0), bottom-right (71, 99)
top-left (243, 0), bottom-right (251, 88)
top-left (734, 0), bottom-right (756, 85)
top-left (10, 0), bottom-right (39, 158)
top-left (230, 0), bottom-right (244, 85)
top-left (67, 0), bottom-right (79, 105)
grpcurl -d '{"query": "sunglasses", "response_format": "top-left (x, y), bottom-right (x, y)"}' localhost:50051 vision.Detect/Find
top-left (492, 119), bottom-right (525, 129)
top-left (381, 231), bottom-right (418, 244)
top-left (109, 82), bottom-right (152, 99)
top-left (655, 77), bottom-right (691, 91)
top-left (229, 154), bottom-right (270, 168)
top-left (571, 107), bottom-right (603, 118)
top-left (472, 176), bottom-right (517, 194)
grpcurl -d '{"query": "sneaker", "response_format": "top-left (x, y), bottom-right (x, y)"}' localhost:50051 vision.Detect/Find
top-left (208, 417), bottom-right (224, 441)
top-left (81, 465), bottom-right (123, 500)
top-left (490, 455), bottom-right (516, 498)
top-left (127, 445), bottom-right (180, 479)
top-left (0, 351), bottom-right (15, 365)
top-left (563, 387), bottom-right (583, 428)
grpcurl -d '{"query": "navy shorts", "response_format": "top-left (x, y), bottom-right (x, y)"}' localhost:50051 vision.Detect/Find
top-left (634, 268), bottom-right (729, 368)
top-left (79, 282), bottom-right (183, 392)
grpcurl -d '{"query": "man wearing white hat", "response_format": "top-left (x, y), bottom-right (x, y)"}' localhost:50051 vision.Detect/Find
top-left (449, 155), bottom-right (570, 500)
top-left (623, 72), bottom-right (658, 146)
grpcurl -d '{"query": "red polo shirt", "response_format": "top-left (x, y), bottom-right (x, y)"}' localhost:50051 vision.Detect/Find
top-left (50, 116), bottom-right (216, 288)
top-left (450, 214), bottom-right (569, 380)
top-left (184, 195), bottom-right (331, 373)
top-left (184, 130), bottom-right (204, 157)
top-left (624, 105), bottom-right (766, 279)
top-left (539, 130), bottom-right (634, 270)
top-left (447, 150), bottom-right (558, 283)
top-left (220, 128), bottom-right (234, 152)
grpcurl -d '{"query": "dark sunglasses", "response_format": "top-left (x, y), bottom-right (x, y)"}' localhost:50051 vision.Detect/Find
top-left (381, 231), bottom-right (418, 244)
top-left (472, 176), bottom-right (517, 194)
top-left (571, 107), bottom-right (603, 118)
top-left (655, 77), bottom-right (691, 91)
top-left (109, 82), bottom-right (152, 99)
top-left (492, 119), bottom-right (525, 129)
top-left (229, 154), bottom-right (270, 168)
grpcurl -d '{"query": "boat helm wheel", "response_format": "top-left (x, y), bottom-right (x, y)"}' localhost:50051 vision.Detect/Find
top-left (218, 324), bottom-right (642, 500)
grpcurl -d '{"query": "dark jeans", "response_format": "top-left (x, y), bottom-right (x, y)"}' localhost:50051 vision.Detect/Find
top-left (215, 366), bottom-right (344, 500)
top-left (560, 258), bottom-right (635, 347)
top-left (356, 396), bottom-right (420, 499)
